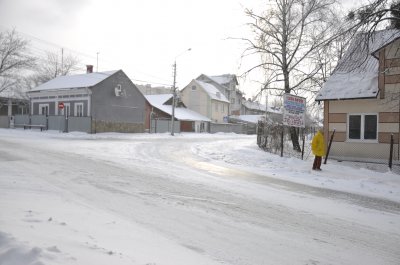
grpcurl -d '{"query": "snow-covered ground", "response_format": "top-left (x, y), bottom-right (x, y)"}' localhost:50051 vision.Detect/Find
top-left (0, 129), bottom-right (399, 265)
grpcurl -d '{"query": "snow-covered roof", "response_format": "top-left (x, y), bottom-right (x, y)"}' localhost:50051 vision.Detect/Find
top-left (243, 100), bottom-right (282, 114)
top-left (209, 74), bottom-right (237, 86)
top-left (29, 70), bottom-right (119, 92)
top-left (230, 115), bottom-right (264, 124)
top-left (316, 29), bottom-right (400, 101)
top-left (145, 94), bottom-right (211, 122)
top-left (195, 80), bottom-right (229, 103)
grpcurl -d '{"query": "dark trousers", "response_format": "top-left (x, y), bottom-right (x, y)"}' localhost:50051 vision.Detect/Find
top-left (313, 156), bottom-right (322, 170)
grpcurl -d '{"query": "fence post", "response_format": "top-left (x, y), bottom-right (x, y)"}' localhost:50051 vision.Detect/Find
top-left (324, 129), bottom-right (335, 165)
top-left (389, 133), bottom-right (394, 170)
top-left (301, 134), bottom-right (305, 160)
top-left (65, 115), bottom-right (69, 133)
top-left (280, 126), bottom-right (284, 157)
top-left (46, 114), bottom-right (49, 130)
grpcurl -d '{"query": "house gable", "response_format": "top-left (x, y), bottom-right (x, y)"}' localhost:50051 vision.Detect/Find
top-left (90, 70), bottom-right (146, 124)
top-left (317, 29), bottom-right (400, 101)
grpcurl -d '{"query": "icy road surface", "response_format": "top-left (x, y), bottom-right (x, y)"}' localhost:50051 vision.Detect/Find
top-left (0, 130), bottom-right (399, 265)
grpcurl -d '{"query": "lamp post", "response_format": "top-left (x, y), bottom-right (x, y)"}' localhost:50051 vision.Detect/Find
top-left (171, 48), bottom-right (191, 136)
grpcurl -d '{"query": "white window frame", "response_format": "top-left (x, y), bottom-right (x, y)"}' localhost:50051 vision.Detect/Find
top-left (74, 103), bottom-right (84, 117)
top-left (347, 113), bottom-right (378, 142)
top-left (38, 104), bottom-right (49, 115)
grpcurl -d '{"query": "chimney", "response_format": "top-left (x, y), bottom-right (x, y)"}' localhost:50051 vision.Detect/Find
top-left (86, 65), bottom-right (94, 74)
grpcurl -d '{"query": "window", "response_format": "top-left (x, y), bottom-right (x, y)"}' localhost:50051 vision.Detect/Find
top-left (348, 114), bottom-right (377, 141)
top-left (75, 103), bottom-right (84, 117)
top-left (18, 105), bottom-right (27, 115)
top-left (191, 85), bottom-right (197, 91)
top-left (230, 98), bottom-right (235, 104)
top-left (215, 102), bottom-right (218, 112)
top-left (39, 104), bottom-right (49, 115)
top-left (364, 115), bottom-right (377, 139)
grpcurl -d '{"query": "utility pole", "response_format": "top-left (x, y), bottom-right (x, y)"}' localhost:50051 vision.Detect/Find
top-left (54, 56), bottom-right (58, 78)
top-left (61, 48), bottom-right (64, 75)
top-left (265, 91), bottom-right (268, 121)
top-left (170, 48), bottom-right (191, 136)
top-left (171, 61), bottom-right (177, 136)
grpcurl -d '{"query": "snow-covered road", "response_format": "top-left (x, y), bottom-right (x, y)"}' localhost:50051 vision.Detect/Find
top-left (1, 129), bottom-right (399, 265)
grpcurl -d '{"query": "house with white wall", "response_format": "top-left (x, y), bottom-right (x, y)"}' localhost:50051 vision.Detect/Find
top-left (196, 74), bottom-right (242, 115)
top-left (180, 79), bottom-right (229, 123)
top-left (145, 94), bottom-right (210, 133)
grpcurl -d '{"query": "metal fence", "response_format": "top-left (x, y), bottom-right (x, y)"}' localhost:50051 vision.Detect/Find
top-left (0, 116), bottom-right (9, 128)
top-left (256, 121), bottom-right (314, 160)
top-left (257, 121), bottom-right (400, 174)
top-left (150, 119), bottom-right (180, 134)
top-left (0, 115), bottom-right (91, 133)
top-left (210, 123), bottom-right (247, 134)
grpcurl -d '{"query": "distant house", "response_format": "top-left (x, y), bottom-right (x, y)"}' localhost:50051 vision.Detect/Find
top-left (316, 29), bottom-right (400, 162)
top-left (196, 74), bottom-right (243, 115)
top-left (27, 68), bottom-right (148, 133)
top-left (145, 94), bottom-right (210, 133)
top-left (231, 100), bottom-right (283, 131)
top-left (137, 84), bottom-right (172, 95)
top-left (180, 79), bottom-right (229, 123)
top-left (241, 99), bottom-right (267, 115)
top-left (0, 90), bottom-right (29, 116)
top-left (0, 90), bottom-right (29, 129)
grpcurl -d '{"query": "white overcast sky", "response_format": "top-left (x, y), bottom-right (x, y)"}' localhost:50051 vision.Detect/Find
top-left (0, 0), bottom-right (367, 99)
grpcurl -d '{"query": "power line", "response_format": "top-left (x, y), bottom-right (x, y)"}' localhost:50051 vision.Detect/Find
top-left (2, 27), bottom-right (173, 87)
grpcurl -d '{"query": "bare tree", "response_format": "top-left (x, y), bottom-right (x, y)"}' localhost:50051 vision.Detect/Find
top-left (243, 0), bottom-right (344, 151)
top-left (0, 29), bottom-right (35, 93)
top-left (30, 50), bottom-right (80, 87)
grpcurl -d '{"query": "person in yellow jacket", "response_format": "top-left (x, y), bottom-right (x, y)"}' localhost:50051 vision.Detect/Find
top-left (311, 129), bottom-right (325, 170)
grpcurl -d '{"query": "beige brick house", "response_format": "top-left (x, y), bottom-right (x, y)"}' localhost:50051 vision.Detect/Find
top-left (180, 79), bottom-right (229, 123)
top-left (316, 29), bottom-right (400, 162)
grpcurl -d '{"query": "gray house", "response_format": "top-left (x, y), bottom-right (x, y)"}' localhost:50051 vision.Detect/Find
top-left (27, 69), bottom-right (148, 133)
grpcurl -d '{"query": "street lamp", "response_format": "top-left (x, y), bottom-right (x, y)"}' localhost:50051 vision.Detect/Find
top-left (171, 48), bottom-right (191, 136)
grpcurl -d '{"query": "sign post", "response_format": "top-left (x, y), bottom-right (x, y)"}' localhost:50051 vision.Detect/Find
top-left (58, 102), bottom-right (64, 110)
top-left (58, 102), bottom-right (66, 132)
top-left (282, 94), bottom-right (306, 128)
